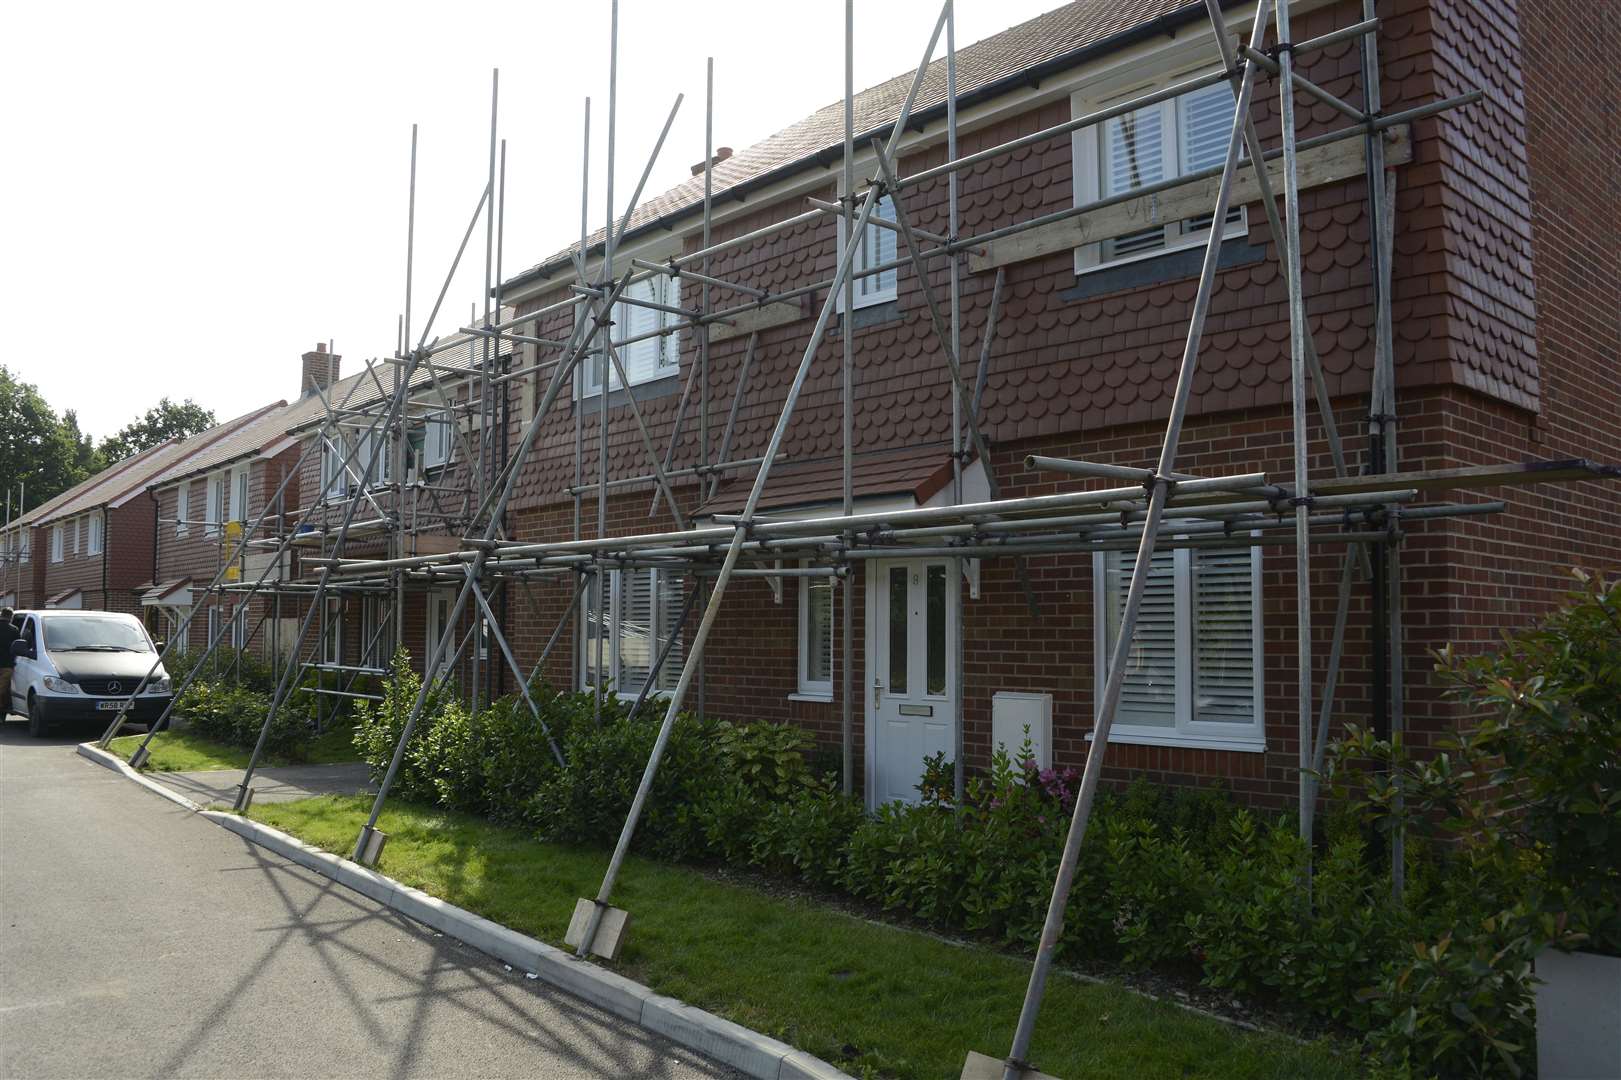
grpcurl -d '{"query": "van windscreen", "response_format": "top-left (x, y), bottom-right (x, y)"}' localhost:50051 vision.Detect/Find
top-left (43, 618), bottom-right (152, 653)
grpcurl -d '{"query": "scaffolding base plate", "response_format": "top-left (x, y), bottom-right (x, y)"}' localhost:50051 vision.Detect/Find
top-left (128, 744), bottom-right (150, 770)
top-left (233, 783), bottom-right (255, 813)
top-left (565, 898), bottom-right (629, 961)
top-left (961, 1051), bottom-right (1059, 1080)
top-left (356, 827), bottom-right (388, 867)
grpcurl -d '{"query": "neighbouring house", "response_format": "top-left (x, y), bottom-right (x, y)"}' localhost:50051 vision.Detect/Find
top-left (0, 405), bottom-right (284, 627)
top-left (464, 0), bottom-right (1620, 808)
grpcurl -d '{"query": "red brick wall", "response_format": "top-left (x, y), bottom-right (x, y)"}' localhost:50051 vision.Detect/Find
top-left (460, 0), bottom-right (1619, 805)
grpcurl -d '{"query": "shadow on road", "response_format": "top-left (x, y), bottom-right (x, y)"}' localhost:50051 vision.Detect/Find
top-left (149, 833), bottom-right (714, 1079)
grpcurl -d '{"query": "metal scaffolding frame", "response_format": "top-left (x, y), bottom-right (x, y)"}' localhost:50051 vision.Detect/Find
top-left (82, 0), bottom-right (1620, 1075)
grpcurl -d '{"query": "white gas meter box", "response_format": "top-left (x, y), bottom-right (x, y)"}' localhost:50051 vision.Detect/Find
top-left (991, 691), bottom-right (1052, 770)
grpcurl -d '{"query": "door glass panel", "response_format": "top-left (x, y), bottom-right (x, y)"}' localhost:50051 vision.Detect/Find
top-left (887, 566), bottom-right (908, 694)
top-left (926, 564), bottom-right (946, 695)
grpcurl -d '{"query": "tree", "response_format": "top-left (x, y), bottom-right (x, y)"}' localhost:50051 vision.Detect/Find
top-left (0, 364), bottom-right (96, 515)
top-left (98, 397), bottom-right (216, 464)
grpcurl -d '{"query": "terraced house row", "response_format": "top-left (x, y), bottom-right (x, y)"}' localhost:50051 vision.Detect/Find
top-left (3, 0), bottom-right (1616, 811)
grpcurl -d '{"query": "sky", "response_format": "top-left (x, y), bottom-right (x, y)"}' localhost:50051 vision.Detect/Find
top-left (2, 0), bottom-right (1065, 441)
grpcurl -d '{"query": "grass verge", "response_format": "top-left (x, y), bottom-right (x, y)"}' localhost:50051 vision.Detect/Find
top-left (246, 795), bottom-right (1355, 1080)
top-left (108, 723), bottom-right (359, 772)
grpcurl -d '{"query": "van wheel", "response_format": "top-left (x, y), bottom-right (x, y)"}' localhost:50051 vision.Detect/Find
top-left (27, 695), bottom-right (51, 738)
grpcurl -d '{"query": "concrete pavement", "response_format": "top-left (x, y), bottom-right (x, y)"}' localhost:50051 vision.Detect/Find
top-left (0, 718), bottom-right (737, 1079)
top-left (152, 761), bottom-right (377, 806)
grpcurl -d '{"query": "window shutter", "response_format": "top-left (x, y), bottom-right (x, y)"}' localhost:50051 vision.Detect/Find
top-left (655, 570), bottom-right (685, 691)
top-left (1103, 549), bottom-right (1178, 728)
top-left (1103, 104), bottom-right (1167, 256)
top-left (615, 278), bottom-right (662, 386)
top-left (1178, 82), bottom-right (1232, 175)
top-left (617, 568), bottom-right (654, 693)
top-left (806, 577), bottom-right (833, 685)
top-left (1191, 547), bottom-right (1256, 724)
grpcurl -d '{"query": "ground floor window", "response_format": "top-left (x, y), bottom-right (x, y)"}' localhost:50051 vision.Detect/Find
top-left (581, 567), bottom-right (685, 699)
top-left (797, 567), bottom-right (834, 698)
top-left (321, 597), bottom-right (342, 665)
top-left (1093, 543), bottom-right (1263, 750)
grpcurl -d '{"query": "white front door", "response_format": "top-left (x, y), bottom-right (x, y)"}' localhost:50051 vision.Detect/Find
top-left (866, 558), bottom-right (958, 807)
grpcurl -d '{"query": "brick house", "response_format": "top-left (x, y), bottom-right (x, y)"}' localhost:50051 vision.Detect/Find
top-left (456, 0), bottom-right (1621, 808)
top-left (0, 405), bottom-right (282, 623)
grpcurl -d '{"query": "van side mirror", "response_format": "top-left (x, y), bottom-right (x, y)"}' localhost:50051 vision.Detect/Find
top-left (10, 639), bottom-right (31, 661)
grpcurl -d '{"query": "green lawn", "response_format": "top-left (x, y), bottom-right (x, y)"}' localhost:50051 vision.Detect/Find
top-left (108, 723), bottom-right (359, 772)
top-left (247, 795), bottom-right (1356, 1080)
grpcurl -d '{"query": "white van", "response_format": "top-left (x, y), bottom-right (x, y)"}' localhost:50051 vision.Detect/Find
top-left (7, 610), bottom-right (174, 737)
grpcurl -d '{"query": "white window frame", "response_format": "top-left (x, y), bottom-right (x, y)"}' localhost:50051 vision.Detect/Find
top-left (176, 482), bottom-right (190, 537)
top-left (578, 278), bottom-right (683, 398)
top-left (50, 524), bottom-right (64, 563)
top-left (422, 409), bottom-right (454, 470)
top-left (795, 567), bottom-right (834, 700)
top-left (70, 517), bottom-right (79, 556)
top-left (321, 436), bottom-right (349, 499)
top-left (230, 605), bottom-right (248, 650)
top-left (19, 530), bottom-right (29, 564)
top-left (580, 567), bottom-right (685, 700)
top-left (836, 193), bottom-right (898, 310)
top-left (205, 472), bottom-right (227, 537)
top-left (1091, 542), bottom-right (1265, 752)
top-left (1071, 75), bottom-right (1249, 274)
top-left (321, 596), bottom-right (343, 666)
top-left (86, 513), bottom-right (104, 556)
top-left (359, 595), bottom-right (386, 670)
top-left (207, 606), bottom-right (220, 649)
top-left (354, 429), bottom-right (392, 489)
top-left (229, 464), bottom-right (250, 524)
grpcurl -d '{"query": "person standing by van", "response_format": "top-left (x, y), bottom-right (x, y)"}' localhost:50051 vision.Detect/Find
top-left (0, 608), bottom-right (19, 717)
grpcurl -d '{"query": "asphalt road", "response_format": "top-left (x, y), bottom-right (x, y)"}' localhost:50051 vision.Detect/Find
top-left (0, 717), bottom-right (737, 1079)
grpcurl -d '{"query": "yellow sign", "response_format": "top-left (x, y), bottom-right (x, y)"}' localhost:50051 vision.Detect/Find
top-left (223, 520), bottom-right (243, 582)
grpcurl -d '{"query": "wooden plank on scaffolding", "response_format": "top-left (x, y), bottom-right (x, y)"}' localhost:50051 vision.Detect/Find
top-left (1313, 458), bottom-right (1621, 496)
top-left (970, 124), bottom-right (1412, 272)
top-left (709, 296), bottom-right (810, 343)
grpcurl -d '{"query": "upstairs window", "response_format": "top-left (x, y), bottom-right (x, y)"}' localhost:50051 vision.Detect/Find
top-left (343, 429), bottom-right (393, 491)
top-left (422, 409), bottom-right (454, 470)
top-left (205, 473), bottom-right (227, 537)
top-left (1072, 79), bottom-right (1248, 270)
top-left (230, 465), bottom-right (250, 525)
top-left (1092, 542), bottom-right (1263, 750)
top-left (321, 437), bottom-right (348, 499)
top-left (19, 530), bottom-right (30, 564)
top-left (580, 276), bottom-right (682, 396)
top-left (70, 517), bottom-right (80, 556)
top-left (86, 513), bottom-right (104, 556)
top-left (176, 482), bottom-right (190, 537)
top-left (837, 193), bottom-right (898, 309)
top-left (581, 567), bottom-right (685, 699)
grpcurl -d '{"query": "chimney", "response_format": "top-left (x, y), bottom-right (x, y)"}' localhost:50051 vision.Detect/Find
top-left (689, 146), bottom-right (733, 177)
top-left (301, 342), bottom-right (341, 398)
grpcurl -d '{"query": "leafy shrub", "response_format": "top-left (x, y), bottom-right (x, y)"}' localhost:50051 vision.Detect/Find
top-left (749, 775), bottom-right (865, 888)
top-left (530, 705), bottom-right (723, 862)
top-left (712, 719), bottom-right (814, 798)
top-left (174, 678), bottom-right (308, 756)
top-left (1435, 569), bottom-right (1621, 954)
top-left (1364, 910), bottom-right (1541, 1080)
top-left (353, 649), bottom-right (444, 801)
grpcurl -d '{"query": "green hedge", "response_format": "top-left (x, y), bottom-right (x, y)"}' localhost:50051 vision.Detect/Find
top-left (351, 573), bottom-right (1621, 1078)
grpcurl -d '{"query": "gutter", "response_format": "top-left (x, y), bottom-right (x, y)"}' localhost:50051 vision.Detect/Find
top-left (503, 0), bottom-right (1222, 294)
